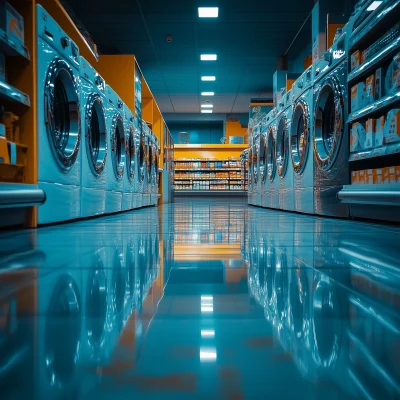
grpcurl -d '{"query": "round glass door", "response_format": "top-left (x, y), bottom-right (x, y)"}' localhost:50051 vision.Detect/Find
top-left (313, 77), bottom-right (344, 170)
top-left (85, 94), bottom-right (107, 176)
top-left (252, 142), bottom-right (258, 184)
top-left (276, 115), bottom-right (289, 178)
top-left (267, 126), bottom-right (276, 181)
top-left (44, 58), bottom-right (80, 171)
top-left (290, 100), bottom-right (310, 174)
top-left (248, 147), bottom-right (253, 185)
top-left (110, 114), bottom-right (125, 180)
top-left (125, 123), bottom-right (136, 182)
top-left (259, 134), bottom-right (267, 183)
top-left (139, 130), bottom-right (146, 183)
top-left (148, 141), bottom-right (153, 180)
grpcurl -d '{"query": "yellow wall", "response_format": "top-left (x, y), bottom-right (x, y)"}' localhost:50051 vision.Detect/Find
top-left (225, 120), bottom-right (248, 144)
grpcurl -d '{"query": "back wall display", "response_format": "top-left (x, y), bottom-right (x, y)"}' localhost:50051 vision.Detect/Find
top-left (168, 121), bottom-right (224, 145)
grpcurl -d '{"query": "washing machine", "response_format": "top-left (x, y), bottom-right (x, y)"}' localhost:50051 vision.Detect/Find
top-left (36, 5), bottom-right (81, 225)
top-left (149, 132), bottom-right (157, 206)
top-left (134, 118), bottom-right (146, 208)
top-left (290, 66), bottom-right (315, 215)
top-left (105, 85), bottom-right (126, 214)
top-left (122, 104), bottom-right (136, 211)
top-left (259, 115), bottom-right (269, 208)
top-left (80, 57), bottom-right (108, 219)
top-left (150, 134), bottom-right (161, 207)
top-left (276, 90), bottom-right (294, 211)
top-left (266, 108), bottom-right (280, 209)
top-left (312, 33), bottom-right (349, 217)
top-left (142, 122), bottom-right (152, 207)
top-left (252, 124), bottom-right (261, 207)
top-left (247, 138), bottom-right (255, 205)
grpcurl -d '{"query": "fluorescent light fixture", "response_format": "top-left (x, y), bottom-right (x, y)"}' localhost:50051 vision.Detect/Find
top-left (201, 92), bottom-right (215, 96)
top-left (201, 104), bottom-right (213, 108)
top-left (201, 296), bottom-right (213, 301)
top-left (201, 54), bottom-right (217, 61)
top-left (367, 1), bottom-right (382, 11)
top-left (201, 76), bottom-right (216, 81)
top-left (200, 348), bottom-right (217, 361)
top-left (201, 305), bottom-right (214, 312)
top-left (198, 7), bottom-right (219, 18)
top-left (201, 110), bottom-right (213, 114)
top-left (201, 330), bottom-right (215, 338)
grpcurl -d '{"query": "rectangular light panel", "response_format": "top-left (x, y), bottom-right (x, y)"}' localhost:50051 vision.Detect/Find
top-left (201, 76), bottom-right (216, 81)
top-left (201, 110), bottom-right (213, 114)
top-left (201, 104), bottom-right (213, 108)
top-left (198, 7), bottom-right (219, 18)
top-left (201, 92), bottom-right (215, 96)
top-left (201, 54), bottom-right (217, 61)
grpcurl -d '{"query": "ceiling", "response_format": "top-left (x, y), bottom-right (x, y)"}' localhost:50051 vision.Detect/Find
top-left (64, 0), bottom-right (316, 114)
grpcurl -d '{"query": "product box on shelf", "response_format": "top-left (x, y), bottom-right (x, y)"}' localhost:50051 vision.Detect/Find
top-left (351, 122), bottom-right (366, 152)
top-left (396, 166), bottom-right (400, 182)
top-left (385, 53), bottom-right (400, 94)
top-left (351, 50), bottom-right (362, 71)
top-left (358, 169), bottom-right (365, 184)
top-left (365, 119), bottom-right (375, 149)
top-left (0, 135), bottom-right (9, 163)
top-left (373, 168), bottom-right (384, 184)
top-left (351, 82), bottom-right (366, 112)
top-left (388, 166), bottom-right (397, 183)
top-left (0, 2), bottom-right (24, 47)
top-left (0, 123), bottom-right (5, 137)
top-left (351, 171), bottom-right (358, 184)
top-left (375, 67), bottom-right (384, 100)
top-left (383, 109), bottom-right (400, 144)
top-left (375, 115), bottom-right (385, 147)
top-left (7, 141), bottom-right (16, 164)
top-left (365, 169), bottom-right (374, 184)
top-left (366, 74), bottom-right (375, 105)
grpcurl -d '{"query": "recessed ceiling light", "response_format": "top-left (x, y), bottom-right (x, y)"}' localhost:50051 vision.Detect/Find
top-left (201, 92), bottom-right (215, 96)
top-left (201, 76), bottom-right (216, 81)
top-left (198, 7), bottom-right (219, 18)
top-left (367, 1), bottom-right (382, 10)
top-left (201, 110), bottom-right (213, 114)
top-left (201, 104), bottom-right (213, 108)
top-left (201, 54), bottom-right (217, 61)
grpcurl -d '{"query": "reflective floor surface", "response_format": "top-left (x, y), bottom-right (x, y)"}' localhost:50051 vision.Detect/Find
top-left (0, 198), bottom-right (400, 399)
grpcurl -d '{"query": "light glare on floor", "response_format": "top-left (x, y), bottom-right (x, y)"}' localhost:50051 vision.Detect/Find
top-left (200, 348), bottom-right (217, 361)
top-left (198, 7), bottom-right (219, 18)
top-left (367, 1), bottom-right (382, 10)
top-left (201, 306), bottom-right (214, 312)
top-left (201, 76), bottom-right (216, 81)
top-left (201, 330), bottom-right (215, 338)
top-left (201, 54), bottom-right (217, 61)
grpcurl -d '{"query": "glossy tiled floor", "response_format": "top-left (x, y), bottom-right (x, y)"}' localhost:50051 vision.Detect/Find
top-left (1, 198), bottom-right (400, 399)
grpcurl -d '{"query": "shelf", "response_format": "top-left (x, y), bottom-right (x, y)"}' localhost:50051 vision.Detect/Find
top-left (350, 0), bottom-right (400, 50)
top-left (348, 36), bottom-right (400, 84)
top-left (0, 28), bottom-right (30, 60)
top-left (350, 142), bottom-right (400, 162)
top-left (174, 178), bottom-right (230, 181)
top-left (174, 190), bottom-right (246, 196)
top-left (0, 163), bottom-right (25, 182)
top-left (338, 183), bottom-right (400, 206)
top-left (348, 89), bottom-right (400, 123)
top-left (175, 168), bottom-right (242, 171)
top-left (0, 80), bottom-right (30, 107)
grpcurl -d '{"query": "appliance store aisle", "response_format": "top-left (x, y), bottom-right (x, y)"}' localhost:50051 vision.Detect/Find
top-left (0, 199), bottom-right (399, 399)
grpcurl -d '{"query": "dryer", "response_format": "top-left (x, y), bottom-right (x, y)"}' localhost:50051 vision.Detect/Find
top-left (122, 104), bottom-right (136, 211)
top-left (290, 66), bottom-right (315, 215)
top-left (266, 108), bottom-right (280, 209)
top-left (276, 90), bottom-right (294, 211)
top-left (80, 57), bottom-right (108, 218)
top-left (105, 85), bottom-right (126, 214)
top-left (36, 5), bottom-right (81, 224)
top-left (312, 33), bottom-right (349, 217)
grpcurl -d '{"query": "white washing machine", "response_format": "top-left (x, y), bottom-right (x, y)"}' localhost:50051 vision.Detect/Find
top-left (36, 5), bottom-right (81, 225)
top-left (313, 34), bottom-right (349, 217)
top-left (134, 118), bottom-right (145, 208)
top-left (105, 85), bottom-right (126, 214)
top-left (290, 66), bottom-right (315, 215)
top-left (266, 108), bottom-right (280, 209)
top-left (122, 104), bottom-right (136, 211)
top-left (259, 115), bottom-right (269, 208)
top-left (80, 57), bottom-right (108, 218)
top-left (276, 90), bottom-right (294, 211)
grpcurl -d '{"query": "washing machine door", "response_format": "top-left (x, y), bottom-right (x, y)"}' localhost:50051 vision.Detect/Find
top-left (248, 147), bottom-right (253, 187)
top-left (290, 99), bottom-right (310, 174)
top-left (267, 125), bottom-right (277, 181)
top-left (154, 148), bottom-right (160, 186)
top-left (138, 123), bottom-right (146, 183)
top-left (313, 76), bottom-right (344, 171)
top-left (125, 119), bottom-right (136, 182)
top-left (252, 138), bottom-right (259, 185)
top-left (110, 113), bottom-right (125, 180)
top-left (85, 93), bottom-right (107, 176)
top-left (259, 134), bottom-right (267, 183)
top-left (276, 114), bottom-right (290, 178)
top-left (147, 140), bottom-right (153, 181)
top-left (44, 58), bottom-right (80, 171)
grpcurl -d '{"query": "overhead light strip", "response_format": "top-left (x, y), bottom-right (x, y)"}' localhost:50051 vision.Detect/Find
top-left (198, 7), bottom-right (219, 18)
top-left (201, 76), bottom-right (216, 81)
top-left (201, 54), bottom-right (217, 61)
top-left (201, 92), bottom-right (215, 96)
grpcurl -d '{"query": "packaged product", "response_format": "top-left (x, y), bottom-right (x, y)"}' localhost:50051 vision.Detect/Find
top-left (388, 166), bottom-right (397, 183)
top-left (383, 109), bottom-right (400, 144)
top-left (351, 122), bottom-right (366, 152)
top-left (373, 168), bottom-right (384, 184)
top-left (351, 171), bottom-right (358, 184)
top-left (385, 53), bottom-right (400, 94)
top-left (0, 2), bottom-right (24, 47)
top-left (365, 119), bottom-right (376, 149)
top-left (396, 166), bottom-right (400, 182)
top-left (382, 167), bottom-right (390, 183)
top-left (366, 169), bottom-right (374, 184)
top-left (358, 169), bottom-right (366, 184)
top-left (7, 141), bottom-right (17, 164)
top-left (375, 115), bottom-right (385, 147)
top-left (351, 82), bottom-right (366, 112)
top-left (366, 74), bottom-right (375, 104)
top-left (375, 67), bottom-right (384, 99)
top-left (351, 50), bottom-right (362, 71)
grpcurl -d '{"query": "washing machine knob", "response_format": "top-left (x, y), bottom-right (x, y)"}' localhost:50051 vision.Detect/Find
top-left (61, 36), bottom-right (70, 48)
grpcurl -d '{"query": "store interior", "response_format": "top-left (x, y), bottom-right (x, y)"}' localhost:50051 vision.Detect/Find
top-left (0, 0), bottom-right (399, 398)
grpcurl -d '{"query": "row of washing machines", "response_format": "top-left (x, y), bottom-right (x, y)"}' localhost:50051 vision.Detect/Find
top-left (36, 4), bottom-right (160, 225)
top-left (248, 16), bottom-right (351, 218)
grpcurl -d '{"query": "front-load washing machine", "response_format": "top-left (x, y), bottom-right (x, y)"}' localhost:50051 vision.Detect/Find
top-left (252, 124), bottom-right (261, 207)
top-left (134, 118), bottom-right (145, 208)
top-left (247, 138), bottom-right (254, 205)
top-left (290, 66), bottom-right (315, 215)
top-left (122, 104), bottom-right (136, 211)
top-left (276, 90), bottom-right (294, 211)
top-left (36, 5), bottom-right (81, 224)
top-left (312, 34), bottom-right (349, 217)
top-left (142, 122), bottom-right (152, 207)
top-left (266, 108), bottom-right (280, 209)
top-left (259, 115), bottom-right (269, 208)
top-left (105, 85), bottom-right (126, 214)
top-left (150, 134), bottom-right (161, 206)
top-left (80, 57), bottom-right (108, 218)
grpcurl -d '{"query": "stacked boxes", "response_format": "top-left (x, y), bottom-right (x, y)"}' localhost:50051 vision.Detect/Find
top-left (352, 166), bottom-right (400, 184)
